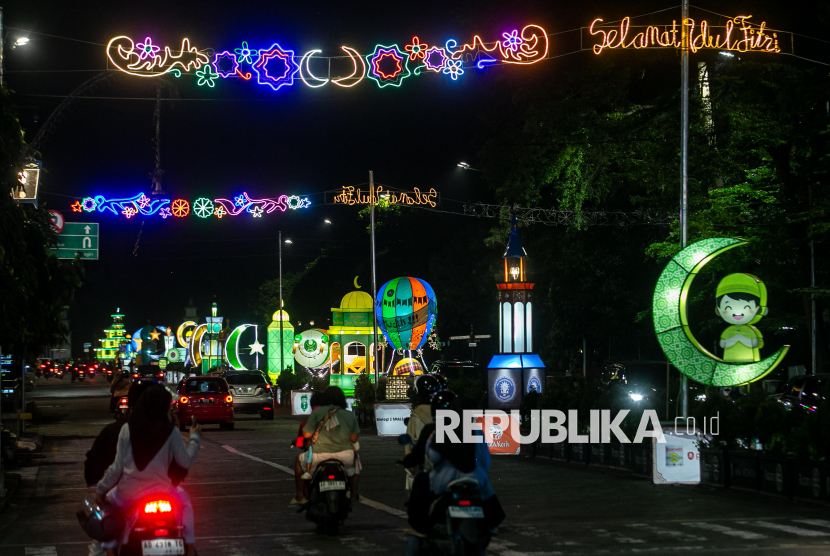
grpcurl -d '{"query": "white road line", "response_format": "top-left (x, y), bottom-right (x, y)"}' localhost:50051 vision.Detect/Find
top-left (681, 522), bottom-right (769, 540)
top-left (736, 521), bottom-right (830, 537)
top-left (793, 519), bottom-right (830, 529)
top-left (221, 444), bottom-right (408, 520)
top-left (627, 523), bottom-right (706, 542)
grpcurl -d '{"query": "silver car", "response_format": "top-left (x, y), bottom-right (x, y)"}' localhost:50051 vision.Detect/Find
top-left (223, 371), bottom-right (275, 419)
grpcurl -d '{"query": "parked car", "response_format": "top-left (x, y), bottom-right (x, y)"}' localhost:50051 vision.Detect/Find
top-left (774, 373), bottom-right (828, 412)
top-left (176, 376), bottom-right (234, 430)
top-left (222, 371), bottom-right (274, 419)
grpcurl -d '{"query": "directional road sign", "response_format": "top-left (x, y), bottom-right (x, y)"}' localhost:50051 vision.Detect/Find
top-left (52, 223), bottom-right (99, 260)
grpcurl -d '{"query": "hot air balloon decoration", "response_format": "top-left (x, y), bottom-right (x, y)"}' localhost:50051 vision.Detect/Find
top-left (376, 277), bottom-right (437, 351)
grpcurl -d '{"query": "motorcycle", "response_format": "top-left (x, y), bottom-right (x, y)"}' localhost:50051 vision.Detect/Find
top-left (303, 459), bottom-right (351, 535)
top-left (77, 494), bottom-right (186, 556)
top-left (413, 478), bottom-right (491, 556)
top-left (113, 396), bottom-right (130, 420)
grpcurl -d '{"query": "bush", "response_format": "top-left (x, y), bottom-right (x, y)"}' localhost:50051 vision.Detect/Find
top-left (276, 368), bottom-right (311, 393)
top-left (353, 373), bottom-right (376, 409)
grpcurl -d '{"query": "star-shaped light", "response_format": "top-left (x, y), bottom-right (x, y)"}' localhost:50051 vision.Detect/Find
top-left (137, 194), bottom-right (151, 209)
top-left (249, 341), bottom-right (265, 355)
top-left (212, 51), bottom-right (239, 79)
top-left (234, 41), bottom-right (254, 64)
top-left (122, 207), bottom-right (137, 218)
top-left (136, 37), bottom-right (161, 60)
top-left (82, 197), bottom-right (97, 212)
top-left (423, 47), bottom-right (447, 72)
top-left (159, 207), bottom-right (172, 219)
top-left (251, 206), bottom-right (264, 217)
top-left (71, 201), bottom-right (84, 212)
top-left (150, 330), bottom-right (161, 340)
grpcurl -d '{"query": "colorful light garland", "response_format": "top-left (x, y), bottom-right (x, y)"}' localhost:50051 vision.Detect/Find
top-left (105, 24), bottom-right (549, 90)
top-left (73, 191), bottom-right (310, 219)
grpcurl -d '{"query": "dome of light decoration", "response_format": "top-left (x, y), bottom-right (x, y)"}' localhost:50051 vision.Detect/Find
top-left (340, 291), bottom-right (373, 310)
top-left (272, 310), bottom-right (291, 322)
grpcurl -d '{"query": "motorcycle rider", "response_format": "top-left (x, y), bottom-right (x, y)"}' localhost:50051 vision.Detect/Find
top-left (294, 386), bottom-right (360, 505)
top-left (404, 375), bottom-right (439, 491)
top-left (109, 371), bottom-right (132, 413)
top-left (404, 391), bottom-right (504, 542)
top-left (97, 385), bottom-right (201, 556)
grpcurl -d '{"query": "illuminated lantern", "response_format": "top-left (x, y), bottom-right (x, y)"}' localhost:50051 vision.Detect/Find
top-left (375, 277), bottom-right (437, 351)
top-left (392, 358), bottom-right (424, 376)
top-left (293, 329), bottom-right (330, 369)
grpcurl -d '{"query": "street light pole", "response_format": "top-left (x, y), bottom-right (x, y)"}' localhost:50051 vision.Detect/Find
top-left (370, 171), bottom-right (379, 386)
top-left (279, 230), bottom-right (284, 375)
top-left (679, 0), bottom-right (690, 418)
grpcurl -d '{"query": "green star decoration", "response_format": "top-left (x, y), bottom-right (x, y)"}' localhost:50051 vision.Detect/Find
top-left (196, 64), bottom-right (218, 87)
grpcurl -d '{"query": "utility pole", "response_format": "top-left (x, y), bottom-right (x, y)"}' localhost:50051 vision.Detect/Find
top-left (679, 0), bottom-right (690, 418)
top-left (370, 171), bottom-right (379, 386)
top-left (279, 230), bottom-right (284, 374)
top-left (0, 8), bottom-right (4, 87)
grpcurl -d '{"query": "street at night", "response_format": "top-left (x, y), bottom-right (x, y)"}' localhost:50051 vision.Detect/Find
top-left (1, 380), bottom-right (829, 556)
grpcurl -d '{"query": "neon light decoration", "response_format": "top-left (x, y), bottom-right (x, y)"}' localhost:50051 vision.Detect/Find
top-left (366, 45), bottom-right (410, 88)
top-left (333, 185), bottom-right (438, 207)
top-left (72, 192), bottom-right (310, 219)
top-left (253, 43), bottom-right (300, 91)
top-left (589, 15), bottom-right (780, 55)
top-left (225, 324), bottom-right (259, 370)
top-left (376, 277), bottom-right (438, 351)
top-left (443, 60), bottom-right (464, 81)
top-left (212, 51), bottom-right (239, 78)
top-left (107, 23), bottom-right (548, 89)
top-left (106, 36), bottom-right (211, 78)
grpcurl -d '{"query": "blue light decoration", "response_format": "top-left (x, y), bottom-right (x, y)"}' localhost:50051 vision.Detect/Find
top-left (75, 191), bottom-right (311, 220)
top-left (105, 24), bottom-right (551, 90)
top-left (253, 43), bottom-right (300, 91)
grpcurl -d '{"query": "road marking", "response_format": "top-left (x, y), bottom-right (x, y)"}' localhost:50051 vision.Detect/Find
top-left (25, 548), bottom-right (57, 556)
top-left (221, 444), bottom-right (408, 519)
top-left (736, 521), bottom-right (830, 537)
top-left (627, 523), bottom-right (706, 541)
top-left (52, 478), bottom-right (293, 491)
top-left (682, 522), bottom-right (768, 540)
top-left (793, 519), bottom-right (830, 529)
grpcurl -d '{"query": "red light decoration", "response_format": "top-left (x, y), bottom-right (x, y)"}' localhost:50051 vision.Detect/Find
top-left (71, 201), bottom-right (83, 212)
top-left (373, 50), bottom-right (404, 80)
top-left (405, 37), bottom-right (428, 60)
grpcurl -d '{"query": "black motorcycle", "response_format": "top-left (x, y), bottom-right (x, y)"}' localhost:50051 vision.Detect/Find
top-left (303, 459), bottom-right (351, 535)
top-left (416, 478), bottom-right (491, 556)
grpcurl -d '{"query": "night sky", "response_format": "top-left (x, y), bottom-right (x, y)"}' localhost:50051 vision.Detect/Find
top-left (5, 0), bottom-right (822, 359)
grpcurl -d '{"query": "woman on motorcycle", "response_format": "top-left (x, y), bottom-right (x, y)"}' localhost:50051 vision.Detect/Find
top-left (294, 386), bottom-right (360, 504)
top-left (404, 375), bottom-right (440, 492)
top-left (97, 384), bottom-right (201, 556)
top-left (109, 372), bottom-right (131, 413)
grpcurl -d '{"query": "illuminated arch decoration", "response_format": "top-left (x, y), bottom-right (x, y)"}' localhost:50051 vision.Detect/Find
top-left (106, 36), bottom-right (211, 78)
top-left (653, 237), bottom-right (789, 386)
top-left (366, 45), bottom-right (411, 88)
top-left (72, 192), bottom-right (310, 220)
top-left (212, 51), bottom-right (239, 78)
top-left (225, 324), bottom-right (259, 370)
top-left (253, 43), bottom-right (300, 91)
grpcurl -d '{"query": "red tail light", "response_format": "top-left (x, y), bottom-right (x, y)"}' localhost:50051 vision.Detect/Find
top-left (265, 384), bottom-right (271, 389)
top-left (158, 373), bottom-right (163, 378)
top-left (459, 500), bottom-right (471, 506)
top-left (154, 528), bottom-right (169, 536)
top-left (328, 475), bottom-right (335, 479)
top-left (144, 500), bottom-right (173, 514)
top-left (225, 395), bottom-right (233, 403)
top-left (119, 397), bottom-right (128, 404)
top-left (180, 396), bottom-right (188, 404)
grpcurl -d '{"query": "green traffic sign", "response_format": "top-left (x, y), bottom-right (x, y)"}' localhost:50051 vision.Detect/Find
top-left (52, 222), bottom-right (99, 260)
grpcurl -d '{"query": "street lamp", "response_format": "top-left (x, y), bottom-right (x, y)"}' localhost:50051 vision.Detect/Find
top-left (13, 37), bottom-right (29, 49)
top-left (457, 162), bottom-right (483, 172)
top-left (324, 219), bottom-right (332, 224)
top-left (284, 239), bottom-right (293, 244)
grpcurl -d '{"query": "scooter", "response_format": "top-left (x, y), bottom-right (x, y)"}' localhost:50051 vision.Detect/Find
top-left (303, 459), bottom-right (351, 535)
top-left (415, 478), bottom-right (491, 556)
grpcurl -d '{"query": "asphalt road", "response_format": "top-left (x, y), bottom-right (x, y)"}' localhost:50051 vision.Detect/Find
top-left (2, 378), bottom-right (829, 555)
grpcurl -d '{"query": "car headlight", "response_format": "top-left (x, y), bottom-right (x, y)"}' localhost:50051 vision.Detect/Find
top-left (629, 393), bottom-right (644, 402)
top-left (695, 394), bottom-right (707, 401)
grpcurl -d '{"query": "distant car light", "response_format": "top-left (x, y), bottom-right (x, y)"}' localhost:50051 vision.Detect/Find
top-left (629, 393), bottom-right (644, 402)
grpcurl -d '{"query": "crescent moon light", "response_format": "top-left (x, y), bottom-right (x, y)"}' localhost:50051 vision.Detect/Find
top-left (331, 46), bottom-right (366, 88)
top-left (652, 237), bottom-right (789, 387)
top-left (226, 324), bottom-right (256, 370)
top-left (354, 276), bottom-right (361, 289)
top-left (189, 324), bottom-right (208, 367)
top-left (299, 50), bottom-right (329, 88)
top-left (177, 321), bottom-right (197, 348)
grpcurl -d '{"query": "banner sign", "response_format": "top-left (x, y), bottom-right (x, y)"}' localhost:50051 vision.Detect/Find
top-left (374, 402), bottom-right (411, 437)
top-left (292, 390), bottom-right (313, 415)
top-left (652, 429), bottom-right (700, 484)
top-left (477, 412), bottom-right (522, 455)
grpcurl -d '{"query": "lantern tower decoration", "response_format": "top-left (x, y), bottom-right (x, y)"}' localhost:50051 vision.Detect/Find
top-left (487, 217), bottom-right (546, 410)
top-left (267, 309), bottom-right (295, 381)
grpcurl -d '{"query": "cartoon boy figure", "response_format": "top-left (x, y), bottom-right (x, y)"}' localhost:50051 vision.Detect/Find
top-left (715, 273), bottom-right (768, 362)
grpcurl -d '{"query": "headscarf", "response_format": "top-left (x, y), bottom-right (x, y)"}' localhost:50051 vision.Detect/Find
top-left (128, 384), bottom-right (174, 471)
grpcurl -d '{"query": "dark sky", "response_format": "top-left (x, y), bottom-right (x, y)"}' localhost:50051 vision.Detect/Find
top-left (5, 0), bottom-right (821, 357)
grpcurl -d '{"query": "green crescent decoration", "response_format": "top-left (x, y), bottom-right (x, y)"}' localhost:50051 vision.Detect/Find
top-left (226, 324), bottom-right (256, 371)
top-left (652, 237), bottom-right (789, 386)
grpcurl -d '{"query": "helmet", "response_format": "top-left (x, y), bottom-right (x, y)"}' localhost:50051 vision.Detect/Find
top-left (413, 375), bottom-right (440, 402)
top-left (430, 390), bottom-right (456, 418)
top-left (76, 495), bottom-right (119, 542)
top-left (432, 373), bottom-right (448, 391)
